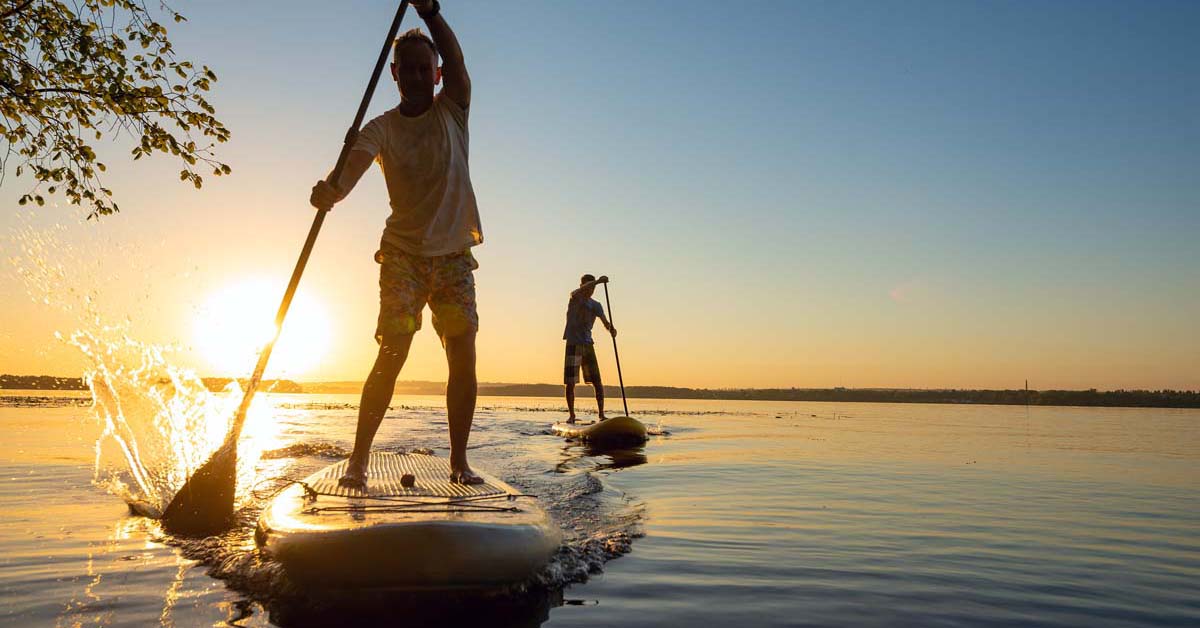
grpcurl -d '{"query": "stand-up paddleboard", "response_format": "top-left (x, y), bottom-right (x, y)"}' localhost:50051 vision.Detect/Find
top-left (552, 284), bottom-right (649, 448)
top-left (551, 415), bottom-right (648, 447)
top-left (256, 452), bottom-right (560, 590)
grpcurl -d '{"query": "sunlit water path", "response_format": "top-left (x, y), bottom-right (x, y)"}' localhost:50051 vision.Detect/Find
top-left (2, 392), bottom-right (1198, 626)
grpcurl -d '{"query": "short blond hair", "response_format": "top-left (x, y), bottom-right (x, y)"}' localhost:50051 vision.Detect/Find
top-left (393, 28), bottom-right (438, 63)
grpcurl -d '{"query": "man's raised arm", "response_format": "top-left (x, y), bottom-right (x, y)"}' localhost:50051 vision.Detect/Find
top-left (414, 0), bottom-right (470, 109)
top-left (570, 275), bottom-right (609, 297)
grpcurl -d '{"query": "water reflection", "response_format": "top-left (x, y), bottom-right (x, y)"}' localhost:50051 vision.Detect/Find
top-left (218, 599), bottom-right (261, 627)
top-left (57, 514), bottom-right (173, 627)
top-left (263, 587), bottom-right (561, 628)
top-left (158, 552), bottom-right (188, 627)
top-left (555, 442), bottom-right (649, 474)
top-left (61, 550), bottom-right (107, 627)
top-left (588, 444), bottom-right (648, 471)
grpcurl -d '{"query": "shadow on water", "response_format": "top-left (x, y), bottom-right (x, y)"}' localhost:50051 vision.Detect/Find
top-left (118, 504), bottom-right (571, 628)
top-left (68, 506), bottom-right (570, 628)
top-left (585, 442), bottom-right (648, 471)
top-left (555, 441), bottom-right (649, 474)
top-left (262, 587), bottom-right (562, 628)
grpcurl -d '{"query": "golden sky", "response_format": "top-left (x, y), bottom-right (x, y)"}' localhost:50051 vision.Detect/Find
top-left (2, 2), bottom-right (1198, 391)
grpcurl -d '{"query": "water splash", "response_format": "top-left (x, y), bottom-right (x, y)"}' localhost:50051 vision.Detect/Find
top-left (76, 330), bottom-right (275, 513)
top-left (7, 212), bottom-right (278, 515)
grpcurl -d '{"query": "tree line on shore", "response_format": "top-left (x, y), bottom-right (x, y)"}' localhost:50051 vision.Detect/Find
top-left (4, 374), bottom-right (1197, 408)
top-left (0, 374), bottom-right (302, 394)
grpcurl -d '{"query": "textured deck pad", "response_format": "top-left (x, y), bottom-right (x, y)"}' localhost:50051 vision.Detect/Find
top-left (308, 452), bottom-right (507, 499)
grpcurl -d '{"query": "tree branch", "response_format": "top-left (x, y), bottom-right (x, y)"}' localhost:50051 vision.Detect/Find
top-left (0, 0), bottom-right (37, 22)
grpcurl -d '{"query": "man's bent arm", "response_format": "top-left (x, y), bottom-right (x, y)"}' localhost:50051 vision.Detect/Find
top-left (310, 150), bottom-right (374, 210)
top-left (333, 150), bottom-right (375, 198)
top-left (421, 4), bottom-right (470, 108)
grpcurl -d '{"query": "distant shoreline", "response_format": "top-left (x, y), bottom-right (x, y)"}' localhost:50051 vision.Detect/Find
top-left (2, 374), bottom-right (1197, 409)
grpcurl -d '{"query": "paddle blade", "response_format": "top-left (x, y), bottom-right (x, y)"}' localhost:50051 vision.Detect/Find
top-left (161, 442), bottom-right (237, 535)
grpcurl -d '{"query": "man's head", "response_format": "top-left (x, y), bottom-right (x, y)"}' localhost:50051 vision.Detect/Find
top-left (390, 28), bottom-right (440, 104)
top-left (579, 274), bottom-right (596, 297)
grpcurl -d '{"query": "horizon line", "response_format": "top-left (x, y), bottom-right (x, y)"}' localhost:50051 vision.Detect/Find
top-left (1, 373), bottom-right (1196, 394)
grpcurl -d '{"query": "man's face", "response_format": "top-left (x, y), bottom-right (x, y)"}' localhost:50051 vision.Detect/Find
top-left (391, 42), bottom-right (440, 102)
top-left (581, 285), bottom-right (595, 298)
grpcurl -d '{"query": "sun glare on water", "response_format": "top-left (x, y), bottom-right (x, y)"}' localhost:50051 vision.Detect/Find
top-left (193, 278), bottom-right (332, 378)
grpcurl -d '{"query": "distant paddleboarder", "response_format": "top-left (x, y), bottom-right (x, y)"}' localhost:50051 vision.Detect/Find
top-left (564, 274), bottom-right (616, 423)
top-left (309, 0), bottom-right (485, 486)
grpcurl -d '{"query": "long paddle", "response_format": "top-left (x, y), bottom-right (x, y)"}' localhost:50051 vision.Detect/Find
top-left (161, 1), bottom-right (412, 535)
top-left (601, 282), bottom-right (630, 417)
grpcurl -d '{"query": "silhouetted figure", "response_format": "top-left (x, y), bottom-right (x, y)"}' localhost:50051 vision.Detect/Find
top-left (310, 0), bottom-right (484, 487)
top-left (563, 274), bottom-right (615, 423)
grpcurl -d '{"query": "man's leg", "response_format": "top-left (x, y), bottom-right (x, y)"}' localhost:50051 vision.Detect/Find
top-left (342, 333), bottom-right (415, 485)
top-left (584, 345), bottom-right (606, 419)
top-left (594, 377), bottom-right (606, 419)
top-left (428, 249), bottom-right (480, 483)
top-left (564, 343), bottom-right (581, 422)
top-left (444, 331), bottom-right (481, 483)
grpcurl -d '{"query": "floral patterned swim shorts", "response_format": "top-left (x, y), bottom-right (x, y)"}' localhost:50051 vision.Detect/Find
top-left (374, 245), bottom-right (479, 342)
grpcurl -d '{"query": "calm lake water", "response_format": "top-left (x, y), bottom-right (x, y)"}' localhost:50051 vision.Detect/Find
top-left (2, 391), bottom-right (1197, 627)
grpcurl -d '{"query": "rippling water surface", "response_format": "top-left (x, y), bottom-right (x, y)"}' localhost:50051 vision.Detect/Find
top-left (1, 391), bottom-right (1197, 626)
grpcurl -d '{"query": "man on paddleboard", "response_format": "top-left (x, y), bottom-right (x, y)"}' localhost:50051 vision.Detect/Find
top-left (564, 274), bottom-right (616, 423)
top-left (310, 0), bottom-right (484, 487)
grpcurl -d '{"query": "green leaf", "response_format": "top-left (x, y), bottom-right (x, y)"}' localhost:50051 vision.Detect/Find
top-left (2, 1), bottom-right (227, 218)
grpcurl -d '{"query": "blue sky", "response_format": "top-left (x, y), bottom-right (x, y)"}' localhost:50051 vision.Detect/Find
top-left (2, 0), bottom-right (1197, 389)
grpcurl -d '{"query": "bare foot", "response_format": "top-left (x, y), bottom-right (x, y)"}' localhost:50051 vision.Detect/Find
top-left (338, 456), bottom-right (368, 490)
top-left (449, 466), bottom-right (485, 485)
top-left (566, 415), bottom-right (578, 424)
top-left (598, 413), bottom-right (608, 421)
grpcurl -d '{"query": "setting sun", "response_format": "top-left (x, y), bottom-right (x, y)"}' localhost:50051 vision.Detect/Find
top-left (192, 278), bottom-right (332, 378)
top-left (2, 2), bottom-right (1199, 626)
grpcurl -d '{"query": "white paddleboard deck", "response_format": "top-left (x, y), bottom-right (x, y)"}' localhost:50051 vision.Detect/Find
top-left (256, 452), bottom-right (560, 590)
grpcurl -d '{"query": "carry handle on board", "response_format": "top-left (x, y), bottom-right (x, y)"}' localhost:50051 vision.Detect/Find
top-left (161, 1), bottom-right (413, 535)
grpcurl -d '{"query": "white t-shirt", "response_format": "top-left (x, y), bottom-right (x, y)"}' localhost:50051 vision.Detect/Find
top-left (353, 94), bottom-right (483, 256)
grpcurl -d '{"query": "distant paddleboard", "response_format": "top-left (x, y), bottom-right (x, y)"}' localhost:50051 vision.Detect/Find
top-left (551, 415), bottom-right (648, 447)
top-left (256, 452), bottom-right (560, 590)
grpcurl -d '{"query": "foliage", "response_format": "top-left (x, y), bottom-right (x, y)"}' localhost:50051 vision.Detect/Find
top-left (0, 0), bottom-right (229, 218)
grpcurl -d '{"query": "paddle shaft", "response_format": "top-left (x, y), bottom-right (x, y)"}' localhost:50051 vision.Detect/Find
top-left (227, 1), bottom-right (411, 439)
top-left (601, 282), bottom-right (629, 416)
